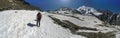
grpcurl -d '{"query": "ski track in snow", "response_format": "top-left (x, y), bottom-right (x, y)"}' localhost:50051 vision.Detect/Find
top-left (0, 10), bottom-right (85, 38)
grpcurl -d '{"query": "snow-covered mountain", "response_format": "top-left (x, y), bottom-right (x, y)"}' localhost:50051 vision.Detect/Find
top-left (77, 6), bottom-right (102, 16)
top-left (48, 6), bottom-right (120, 26)
top-left (48, 7), bottom-right (81, 14)
top-left (77, 6), bottom-right (120, 26)
top-left (0, 10), bottom-right (120, 38)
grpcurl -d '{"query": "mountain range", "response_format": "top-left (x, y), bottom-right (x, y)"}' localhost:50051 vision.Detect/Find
top-left (0, 6), bottom-right (120, 38)
top-left (48, 6), bottom-right (120, 26)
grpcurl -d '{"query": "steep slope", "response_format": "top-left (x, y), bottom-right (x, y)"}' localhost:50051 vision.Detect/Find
top-left (47, 12), bottom-right (119, 38)
top-left (0, 10), bottom-right (85, 38)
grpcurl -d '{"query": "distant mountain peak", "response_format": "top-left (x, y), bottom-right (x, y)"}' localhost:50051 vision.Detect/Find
top-left (77, 6), bottom-right (96, 12)
top-left (77, 6), bottom-right (102, 16)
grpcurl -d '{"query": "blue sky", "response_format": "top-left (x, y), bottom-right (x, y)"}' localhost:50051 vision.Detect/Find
top-left (25, 0), bottom-right (120, 13)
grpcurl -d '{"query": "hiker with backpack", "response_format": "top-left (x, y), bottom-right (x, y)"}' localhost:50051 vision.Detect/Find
top-left (36, 12), bottom-right (42, 27)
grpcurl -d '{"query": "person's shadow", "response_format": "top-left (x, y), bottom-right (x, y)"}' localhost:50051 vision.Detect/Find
top-left (27, 23), bottom-right (37, 27)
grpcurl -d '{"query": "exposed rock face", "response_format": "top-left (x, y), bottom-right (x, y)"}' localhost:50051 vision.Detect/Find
top-left (0, 0), bottom-right (39, 11)
top-left (116, 14), bottom-right (120, 26)
top-left (96, 9), bottom-right (113, 24)
top-left (97, 9), bottom-right (120, 25)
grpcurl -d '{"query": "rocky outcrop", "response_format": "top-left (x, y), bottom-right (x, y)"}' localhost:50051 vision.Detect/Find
top-left (97, 9), bottom-right (120, 25)
top-left (0, 0), bottom-right (39, 11)
top-left (96, 9), bottom-right (113, 23)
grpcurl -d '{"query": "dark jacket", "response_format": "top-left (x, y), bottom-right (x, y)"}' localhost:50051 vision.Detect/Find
top-left (37, 12), bottom-right (42, 20)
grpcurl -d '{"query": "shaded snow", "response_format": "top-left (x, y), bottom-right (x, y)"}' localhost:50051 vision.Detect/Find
top-left (116, 33), bottom-right (120, 38)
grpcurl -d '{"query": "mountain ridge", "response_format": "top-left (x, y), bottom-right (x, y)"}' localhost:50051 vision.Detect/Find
top-left (47, 6), bottom-right (120, 26)
top-left (0, 0), bottom-right (39, 11)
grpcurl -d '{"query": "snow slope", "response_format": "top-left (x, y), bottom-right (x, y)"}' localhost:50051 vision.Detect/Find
top-left (0, 10), bottom-right (85, 38)
top-left (47, 12), bottom-right (120, 38)
top-left (0, 10), bottom-right (120, 38)
top-left (48, 14), bottom-right (117, 33)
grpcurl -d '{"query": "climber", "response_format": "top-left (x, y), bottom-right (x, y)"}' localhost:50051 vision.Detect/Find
top-left (36, 12), bottom-right (42, 27)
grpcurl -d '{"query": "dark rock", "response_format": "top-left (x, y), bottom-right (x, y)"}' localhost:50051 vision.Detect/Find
top-left (0, 0), bottom-right (40, 11)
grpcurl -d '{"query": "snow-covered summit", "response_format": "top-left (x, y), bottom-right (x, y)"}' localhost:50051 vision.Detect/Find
top-left (55, 7), bottom-right (74, 14)
top-left (47, 6), bottom-right (120, 26)
top-left (77, 6), bottom-right (96, 12)
top-left (77, 6), bottom-right (102, 16)
top-left (48, 7), bottom-right (80, 14)
top-left (57, 7), bottom-right (72, 11)
top-left (48, 6), bottom-right (100, 15)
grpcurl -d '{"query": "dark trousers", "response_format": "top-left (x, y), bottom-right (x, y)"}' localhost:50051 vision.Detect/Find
top-left (36, 20), bottom-right (40, 27)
